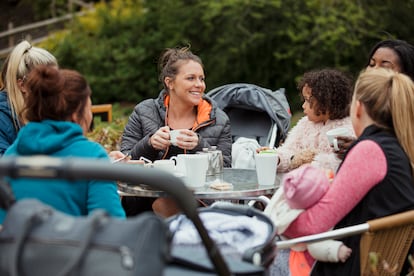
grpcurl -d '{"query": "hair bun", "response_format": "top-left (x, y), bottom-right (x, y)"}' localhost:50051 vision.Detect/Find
top-left (27, 65), bottom-right (63, 97)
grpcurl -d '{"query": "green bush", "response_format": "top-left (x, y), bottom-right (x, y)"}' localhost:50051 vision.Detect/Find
top-left (42, 0), bottom-right (161, 104)
top-left (86, 102), bottom-right (133, 151)
top-left (39, 0), bottom-right (414, 112)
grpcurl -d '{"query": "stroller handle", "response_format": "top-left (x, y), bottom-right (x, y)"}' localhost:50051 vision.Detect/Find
top-left (0, 156), bottom-right (231, 276)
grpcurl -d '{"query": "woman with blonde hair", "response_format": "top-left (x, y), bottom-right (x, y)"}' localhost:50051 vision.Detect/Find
top-left (281, 68), bottom-right (414, 275)
top-left (0, 40), bottom-right (57, 155)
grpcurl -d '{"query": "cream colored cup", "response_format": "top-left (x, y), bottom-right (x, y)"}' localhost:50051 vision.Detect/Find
top-left (153, 159), bottom-right (175, 173)
top-left (182, 154), bottom-right (209, 188)
top-left (170, 129), bottom-right (186, 146)
top-left (326, 127), bottom-right (351, 151)
top-left (170, 154), bottom-right (186, 175)
top-left (255, 152), bottom-right (278, 186)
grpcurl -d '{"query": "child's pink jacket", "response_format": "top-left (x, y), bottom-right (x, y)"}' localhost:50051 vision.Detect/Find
top-left (277, 116), bottom-right (354, 173)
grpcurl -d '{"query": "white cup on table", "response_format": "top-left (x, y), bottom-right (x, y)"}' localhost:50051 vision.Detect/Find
top-left (182, 154), bottom-right (209, 188)
top-left (153, 159), bottom-right (175, 173)
top-left (255, 152), bottom-right (278, 186)
top-left (326, 127), bottom-right (351, 151)
top-left (170, 154), bottom-right (186, 176)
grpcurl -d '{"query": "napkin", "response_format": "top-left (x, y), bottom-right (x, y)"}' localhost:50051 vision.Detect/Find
top-left (209, 180), bottom-right (233, 190)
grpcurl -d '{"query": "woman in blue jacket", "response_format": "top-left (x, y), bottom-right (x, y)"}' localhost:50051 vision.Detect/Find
top-left (0, 40), bottom-right (58, 156)
top-left (0, 65), bottom-right (125, 222)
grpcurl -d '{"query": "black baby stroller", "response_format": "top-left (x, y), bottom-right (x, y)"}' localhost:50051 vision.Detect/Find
top-left (0, 156), bottom-right (278, 276)
top-left (207, 83), bottom-right (291, 148)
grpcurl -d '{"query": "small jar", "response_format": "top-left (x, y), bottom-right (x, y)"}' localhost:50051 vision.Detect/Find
top-left (197, 146), bottom-right (223, 175)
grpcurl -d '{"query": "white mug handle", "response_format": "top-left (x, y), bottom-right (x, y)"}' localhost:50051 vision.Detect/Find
top-left (333, 138), bottom-right (340, 151)
top-left (139, 156), bottom-right (153, 167)
top-left (170, 156), bottom-right (177, 165)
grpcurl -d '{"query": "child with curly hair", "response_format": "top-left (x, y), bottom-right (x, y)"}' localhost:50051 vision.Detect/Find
top-left (283, 68), bottom-right (414, 275)
top-left (262, 68), bottom-right (355, 173)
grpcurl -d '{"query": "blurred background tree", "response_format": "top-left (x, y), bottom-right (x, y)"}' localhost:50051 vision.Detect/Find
top-left (2, 0), bottom-right (414, 113)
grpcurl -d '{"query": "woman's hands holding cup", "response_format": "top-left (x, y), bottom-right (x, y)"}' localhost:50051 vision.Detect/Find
top-left (333, 136), bottom-right (356, 160)
top-left (326, 127), bottom-right (354, 160)
top-left (150, 127), bottom-right (199, 151)
top-left (150, 126), bottom-right (171, 150)
top-left (169, 129), bottom-right (199, 150)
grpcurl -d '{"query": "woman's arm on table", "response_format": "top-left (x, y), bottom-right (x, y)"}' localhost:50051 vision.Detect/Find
top-left (284, 140), bottom-right (387, 238)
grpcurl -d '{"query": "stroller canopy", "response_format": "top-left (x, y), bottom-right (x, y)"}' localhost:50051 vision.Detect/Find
top-left (207, 83), bottom-right (291, 147)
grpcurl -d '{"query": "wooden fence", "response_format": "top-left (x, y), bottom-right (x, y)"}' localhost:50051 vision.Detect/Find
top-left (0, 0), bottom-right (94, 59)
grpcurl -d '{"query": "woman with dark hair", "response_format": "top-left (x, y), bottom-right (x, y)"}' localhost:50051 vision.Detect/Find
top-left (0, 65), bottom-right (125, 222)
top-left (121, 47), bottom-right (232, 216)
top-left (335, 39), bottom-right (414, 157)
top-left (119, 46), bottom-right (232, 217)
top-left (366, 39), bottom-right (414, 80)
top-left (121, 46), bottom-right (231, 165)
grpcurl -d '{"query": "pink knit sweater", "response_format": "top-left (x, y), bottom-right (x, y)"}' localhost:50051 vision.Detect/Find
top-left (276, 116), bottom-right (354, 173)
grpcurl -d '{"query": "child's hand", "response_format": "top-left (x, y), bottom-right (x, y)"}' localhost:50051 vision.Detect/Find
top-left (256, 146), bottom-right (270, 154)
top-left (289, 150), bottom-right (316, 170)
top-left (338, 244), bottom-right (352, 263)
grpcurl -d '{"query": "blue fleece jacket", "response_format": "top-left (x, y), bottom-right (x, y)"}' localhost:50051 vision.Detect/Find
top-left (0, 91), bottom-right (20, 156)
top-left (0, 120), bottom-right (125, 223)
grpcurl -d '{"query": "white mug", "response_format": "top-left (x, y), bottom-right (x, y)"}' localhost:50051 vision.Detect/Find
top-left (326, 127), bottom-right (351, 151)
top-left (254, 152), bottom-right (278, 186)
top-left (182, 154), bottom-right (208, 188)
top-left (170, 154), bottom-right (186, 175)
top-left (153, 159), bottom-right (175, 173)
top-left (170, 129), bottom-right (186, 146)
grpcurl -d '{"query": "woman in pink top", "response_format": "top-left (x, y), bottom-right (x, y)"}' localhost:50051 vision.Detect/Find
top-left (283, 68), bottom-right (414, 275)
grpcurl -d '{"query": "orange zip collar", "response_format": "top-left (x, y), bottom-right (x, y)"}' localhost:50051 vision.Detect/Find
top-left (164, 94), bottom-right (213, 130)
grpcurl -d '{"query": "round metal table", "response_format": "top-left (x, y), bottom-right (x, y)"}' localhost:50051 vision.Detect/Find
top-left (118, 168), bottom-right (281, 200)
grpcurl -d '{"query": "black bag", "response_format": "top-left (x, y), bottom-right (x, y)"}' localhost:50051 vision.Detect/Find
top-left (0, 199), bottom-right (170, 276)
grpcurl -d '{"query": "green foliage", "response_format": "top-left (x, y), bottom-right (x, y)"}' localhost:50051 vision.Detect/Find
top-left (42, 0), bottom-right (159, 104)
top-left (166, 0), bottom-right (375, 109)
top-left (20, 0), bottom-right (105, 19)
top-left (38, 0), bottom-right (414, 112)
top-left (21, 0), bottom-right (64, 20)
top-left (86, 102), bottom-right (132, 151)
top-left (87, 118), bottom-right (125, 152)
top-left (361, 0), bottom-right (414, 45)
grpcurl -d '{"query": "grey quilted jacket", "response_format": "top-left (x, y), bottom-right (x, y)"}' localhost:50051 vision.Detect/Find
top-left (120, 90), bottom-right (232, 167)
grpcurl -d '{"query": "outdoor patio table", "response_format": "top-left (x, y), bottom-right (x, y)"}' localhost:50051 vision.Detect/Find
top-left (118, 168), bottom-right (281, 200)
